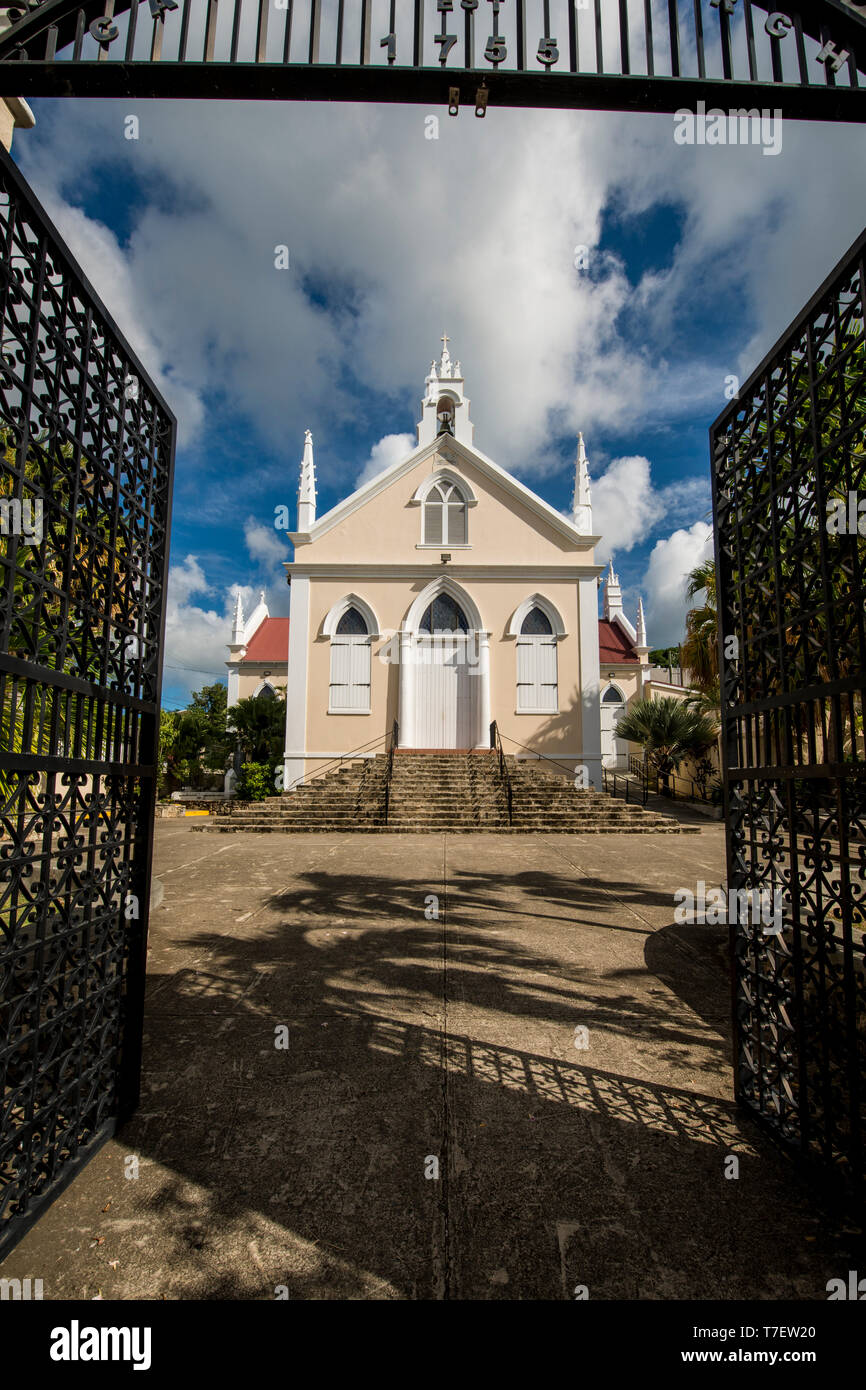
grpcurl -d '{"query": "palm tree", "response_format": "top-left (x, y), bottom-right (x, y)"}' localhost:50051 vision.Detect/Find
top-left (680, 558), bottom-right (718, 696)
top-left (616, 696), bottom-right (718, 794)
top-left (683, 678), bottom-right (721, 722)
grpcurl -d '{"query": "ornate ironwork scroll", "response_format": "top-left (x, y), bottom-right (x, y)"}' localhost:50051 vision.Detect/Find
top-left (711, 225), bottom-right (866, 1197)
top-left (0, 143), bottom-right (175, 1256)
top-left (0, 0), bottom-right (863, 120)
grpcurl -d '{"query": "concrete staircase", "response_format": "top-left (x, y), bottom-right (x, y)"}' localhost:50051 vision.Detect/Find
top-left (193, 751), bottom-right (697, 834)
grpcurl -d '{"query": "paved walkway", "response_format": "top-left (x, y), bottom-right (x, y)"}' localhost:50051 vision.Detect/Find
top-left (2, 824), bottom-right (860, 1299)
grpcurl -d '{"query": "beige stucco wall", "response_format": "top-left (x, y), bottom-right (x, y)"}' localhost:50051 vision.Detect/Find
top-left (301, 574), bottom-right (592, 770)
top-left (298, 448), bottom-right (595, 569)
top-left (235, 666), bottom-right (288, 702)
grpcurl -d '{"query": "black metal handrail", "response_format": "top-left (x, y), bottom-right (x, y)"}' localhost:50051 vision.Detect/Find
top-left (606, 757), bottom-right (721, 807)
top-left (383, 718), bottom-right (399, 825)
top-left (628, 752), bottom-right (648, 781)
top-left (493, 726), bottom-right (596, 789)
top-left (283, 729), bottom-right (390, 794)
top-left (489, 721), bottom-right (513, 825)
top-left (602, 767), bottom-right (647, 807)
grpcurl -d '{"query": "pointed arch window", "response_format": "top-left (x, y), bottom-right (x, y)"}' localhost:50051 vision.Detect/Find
top-left (419, 593), bottom-right (470, 633)
top-left (329, 605), bottom-right (372, 712)
top-left (517, 606), bottom-right (558, 712)
top-left (423, 480), bottom-right (467, 545)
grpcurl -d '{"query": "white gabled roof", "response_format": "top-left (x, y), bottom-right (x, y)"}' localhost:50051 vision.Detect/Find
top-left (289, 434), bottom-right (599, 549)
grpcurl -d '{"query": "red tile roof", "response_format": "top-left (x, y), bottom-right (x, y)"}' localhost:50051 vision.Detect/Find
top-left (598, 618), bottom-right (637, 664)
top-left (239, 616), bottom-right (635, 666)
top-left (240, 616), bottom-right (290, 662)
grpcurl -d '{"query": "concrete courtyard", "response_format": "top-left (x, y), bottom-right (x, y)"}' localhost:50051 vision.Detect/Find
top-left (2, 821), bottom-right (861, 1299)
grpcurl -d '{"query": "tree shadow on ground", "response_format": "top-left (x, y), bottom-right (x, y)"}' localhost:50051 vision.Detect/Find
top-left (95, 859), bottom-right (862, 1300)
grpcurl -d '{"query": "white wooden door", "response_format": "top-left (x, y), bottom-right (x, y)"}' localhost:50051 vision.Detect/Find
top-left (415, 635), bottom-right (478, 747)
top-left (600, 699), bottom-right (628, 769)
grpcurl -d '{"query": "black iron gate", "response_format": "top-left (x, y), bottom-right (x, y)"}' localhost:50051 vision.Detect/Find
top-left (0, 143), bottom-right (175, 1256)
top-left (711, 226), bottom-right (866, 1196)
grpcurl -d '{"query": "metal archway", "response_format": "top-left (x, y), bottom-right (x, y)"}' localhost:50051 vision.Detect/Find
top-left (0, 0), bottom-right (864, 119)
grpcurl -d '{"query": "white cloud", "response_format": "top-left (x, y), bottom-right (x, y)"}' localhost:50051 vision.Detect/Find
top-left (355, 433), bottom-right (416, 489)
top-left (644, 521), bottom-right (714, 648)
top-left (588, 453), bottom-right (711, 563)
top-left (32, 195), bottom-right (205, 445)
top-left (163, 555), bottom-right (227, 686)
top-left (19, 100), bottom-right (864, 475)
top-left (591, 455), bottom-right (665, 562)
top-left (163, 524), bottom-right (290, 699)
top-left (243, 517), bottom-right (290, 568)
top-left (167, 554), bottom-right (211, 606)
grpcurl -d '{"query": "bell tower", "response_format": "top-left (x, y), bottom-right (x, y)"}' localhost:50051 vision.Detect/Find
top-left (417, 334), bottom-right (474, 448)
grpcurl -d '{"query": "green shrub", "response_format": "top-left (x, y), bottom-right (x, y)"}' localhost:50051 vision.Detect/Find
top-left (236, 761), bottom-right (273, 801)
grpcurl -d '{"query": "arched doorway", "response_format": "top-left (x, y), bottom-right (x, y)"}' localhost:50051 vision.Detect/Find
top-left (399, 579), bottom-right (489, 749)
top-left (600, 683), bottom-right (628, 770)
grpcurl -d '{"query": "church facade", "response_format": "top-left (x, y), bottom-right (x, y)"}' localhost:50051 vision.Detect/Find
top-left (227, 342), bottom-right (659, 791)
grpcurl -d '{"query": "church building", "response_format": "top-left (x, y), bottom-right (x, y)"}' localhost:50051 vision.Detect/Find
top-left (227, 340), bottom-right (657, 791)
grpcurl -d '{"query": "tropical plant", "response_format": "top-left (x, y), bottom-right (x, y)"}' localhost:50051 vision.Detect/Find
top-left (648, 646), bottom-right (681, 668)
top-left (236, 761), bottom-right (273, 802)
top-left (683, 678), bottom-right (721, 722)
top-left (157, 684), bottom-right (233, 795)
top-left (227, 691), bottom-right (286, 767)
top-left (680, 558), bottom-right (718, 696)
top-left (615, 696), bottom-right (718, 792)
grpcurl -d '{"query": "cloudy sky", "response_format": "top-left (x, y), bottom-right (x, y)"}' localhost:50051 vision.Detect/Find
top-left (13, 96), bottom-right (866, 706)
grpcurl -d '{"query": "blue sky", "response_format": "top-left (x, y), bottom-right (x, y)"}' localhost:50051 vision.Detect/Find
top-left (12, 98), bottom-right (866, 708)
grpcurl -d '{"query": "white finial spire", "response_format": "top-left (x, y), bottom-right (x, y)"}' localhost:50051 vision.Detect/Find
top-left (636, 595), bottom-right (647, 648)
top-left (439, 332), bottom-right (453, 378)
top-left (604, 559), bottom-right (623, 622)
top-left (297, 428), bottom-right (316, 531)
top-left (635, 595), bottom-right (650, 666)
top-left (572, 431), bottom-right (593, 533)
top-left (231, 589), bottom-right (245, 644)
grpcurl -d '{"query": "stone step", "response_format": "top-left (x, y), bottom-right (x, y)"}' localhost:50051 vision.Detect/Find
top-left (208, 751), bottom-right (696, 834)
top-left (195, 822), bottom-right (698, 834)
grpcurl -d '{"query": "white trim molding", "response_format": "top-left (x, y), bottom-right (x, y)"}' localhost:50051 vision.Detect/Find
top-left (403, 574), bottom-right (485, 635)
top-left (320, 592), bottom-right (381, 640)
top-left (506, 593), bottom-right (568, 639)
top-left (288, 434), bottom-right (600, 551)
top-left (283, 574), bottom-right (311, 788)
top-left (288, 563), bottom-right (604, 581)
top-left (578, 577), bottom-right (603, 790)
top-left (409, 467), bottom-right (479, 507)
